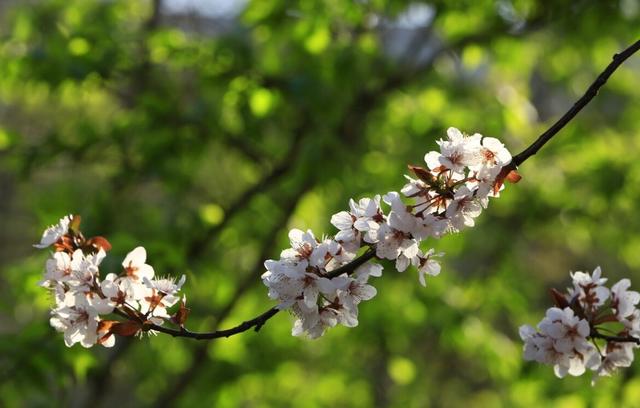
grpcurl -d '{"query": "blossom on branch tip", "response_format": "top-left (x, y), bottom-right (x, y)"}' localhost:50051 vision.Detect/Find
top-left (33, 214), bottom-right (72, 249)
top-left (568, 266), bottom-right (610, 309)
top-left (521, 267), bottom-right (640, 382)
top-left (35, 226), bottom-right (187, 347)
top-left (520, 307), bottom-right (600, 378)
top-left (416, 249), bottom-right (443, 287)
top-left (35, 126), bottom-right (514, 344)
top-left (261, 127), bottom-right (513, 339)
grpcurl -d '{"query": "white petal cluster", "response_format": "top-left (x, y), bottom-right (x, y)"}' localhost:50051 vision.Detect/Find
top-left (520, 267), bottom-right (640, 382)
top-left (261, 229), bottom-right (378, 339)
top-left (520, 307), bottom-right (600, 378)
top-left (264, 128), bottom-right (513, 338)
top-left (403, 127), bottom-right (512, 232)
top-left (568, 266), bottom-right (610, 310)
top-left (35, 221), bottom-right (187, 348)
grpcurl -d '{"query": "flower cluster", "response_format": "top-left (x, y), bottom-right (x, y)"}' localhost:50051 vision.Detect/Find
top-left (263, 127), bottom-right (515, 338)
top-left (35, 215), bottom-right (188, 348)
top-left (520, 267), bottom-right (640, 381)
top-left (35, 128), bottom-right (516, 345)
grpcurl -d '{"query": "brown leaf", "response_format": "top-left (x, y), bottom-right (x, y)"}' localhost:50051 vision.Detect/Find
top-left (171, 297), bottom-right (190, 327)
top-left (407, 164), bottom-right (436, 185)
top-left (86, 236), bottom-right (112, 252)
top-left (109, 321), bottom-right (143, 337)
top-left (53, 236), bottom-right (76, 254)
top-left (505, 169), bottom-right (522, 183)
top-left (492, 166), bottom-right (522, 195)
top-left (97, 320), bottom-right (118, 333)
top-left (549, 288), bottom-right (570, 309)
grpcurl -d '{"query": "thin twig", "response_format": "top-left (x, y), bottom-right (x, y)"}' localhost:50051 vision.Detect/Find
top-left (186, 117), bottom-right (309, 260)
top-left (510, 39), bottom-right (640, 167)
top-left (591, 331), bottom-right (640, 345)
top-left (145, 247), bottom-right (377, 339)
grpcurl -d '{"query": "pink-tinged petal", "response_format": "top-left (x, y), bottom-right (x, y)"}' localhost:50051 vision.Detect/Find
top-left (335, 229), bottom-right (356, 243)
top-left (545, 307), bottom-right (565, 320)
top-left (553, 364), bottom-right (568, 378)
top-left (519, 325), bottom-right (536, 340)
top-left (335, 229), bottom-right (356, 242)
top-left (418, 272), bottom-right (427, 287)
top-left (122, 247), bottom-right (147, 268)
top-left (576, 320), bottom-right (590, 338)
top-left (358, 284), bottom-right (377, 301)
top-left (303, 286), bottom-right (319, 308)
top-left (348, 198), bottom-right (359, 215)
top-left (401, 240), bottom-right (420, 258)
top-left (90, 298), bottom-right (115, 315)
top-left (446, 127), bottom-right (464, 142)
top-left (396, 256), bottom-right (409, 272)
top-left (424, 151), bottom-right (442, 170)
top-left (567, 358), bottom-right (587, 376)
top-left (363, 197), bottom-right (379, 217)
top-left (353, 218), bottom-right (371, 231)
top-left (554, 338), bottom-right (572, 353)
top-left (316, 277), bottom-right (337, 294)
top-left (136, 264), bottom-right (155, 281)
top-left (612, 278), bottom-right (631, 294)
top-left (288, 229), bottom-right (305, 246)
top-left (100, 335), bottom-right (116, 348)
top-left (331, 211), bottom-right (354, 230)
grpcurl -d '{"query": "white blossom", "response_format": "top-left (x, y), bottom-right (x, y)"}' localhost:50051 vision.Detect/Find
top-left (445, 186), bottom-right (483, 231)
top-left (595, 342), bottom-right (636, 380)
top-left (331, 196), bottom-right (384, 246)
top-left (50, 303), bottom-right (100, 348)
top-left (520, 307), bottom-right (600, 378)
top-left (40, 251), bottom-right (73, 287)
top-left (425, 127), bottom-right (481, 175)
top-left (34, 215), bottom-right (72, 249)
top-left (122, 246), bottom-right (155, 283)
top-left (611, 279), bottom-right (640, 319)
top-left (569, 266), bottom-right (610, 308)
top-left (416, 249), bottom-right (443, 287)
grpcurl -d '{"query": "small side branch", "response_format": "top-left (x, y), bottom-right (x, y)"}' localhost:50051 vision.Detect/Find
top-left (148, 307), bottom-right (280, 340)
top-left (145, 248), bottom-right (378, 340)
top-left (591, 331), bottom-right (640, 345)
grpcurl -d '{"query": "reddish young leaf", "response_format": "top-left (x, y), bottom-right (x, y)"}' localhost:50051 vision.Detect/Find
top-left (549, 288), bottom-right (570, 309)
top-left (407, 164), bottom-right (436, 185)
top-left (110, 321), bottom-right (143, 337)
top-left (172, 297), bottom-right (190, 327)
top-left (86, 236), bottom-right (112, 252)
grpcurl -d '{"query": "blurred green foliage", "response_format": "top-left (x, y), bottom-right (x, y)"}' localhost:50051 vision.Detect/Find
top-left (1, 0), bottom-right (640, 406)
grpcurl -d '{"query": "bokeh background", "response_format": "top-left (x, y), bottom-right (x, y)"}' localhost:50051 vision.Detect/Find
top-left (1, 0), bottom-right (640, 406)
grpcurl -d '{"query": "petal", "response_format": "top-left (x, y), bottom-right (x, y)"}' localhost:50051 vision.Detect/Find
top-left (123, 246), bottom-right (147, 268)
top-left (331, 211), bottom-right (354, 230)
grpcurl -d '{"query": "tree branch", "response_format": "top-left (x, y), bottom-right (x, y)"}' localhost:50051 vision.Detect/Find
top-left (139, 39), bottom-right (640, 343)
top-left (591, 331), bottom-right (640, 345)
top-left (116, 18), bottom-right (570, 344)
top-left (510, 38), bottom-right (640, 167)
top-left (186, 117), bottom-right (309, 260)
top-left (145, 247), bottom-right (378, 339)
